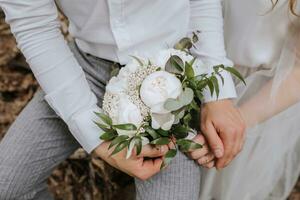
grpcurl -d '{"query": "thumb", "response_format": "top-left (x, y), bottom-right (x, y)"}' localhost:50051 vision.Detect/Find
top-left (203, 122), bottom-right (224, 158)
top-left (137, 144), bottom-right (169, 158)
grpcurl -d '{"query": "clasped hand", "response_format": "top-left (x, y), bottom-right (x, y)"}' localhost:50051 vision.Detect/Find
top-left (187, 99), bottom-right (246, 169)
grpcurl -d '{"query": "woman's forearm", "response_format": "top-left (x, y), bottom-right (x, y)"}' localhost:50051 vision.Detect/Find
top-left (239, 65), bottom-right (300, 128)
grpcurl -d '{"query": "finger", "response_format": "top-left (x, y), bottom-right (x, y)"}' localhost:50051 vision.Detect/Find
top-left (135, 158), bottom-right (163, 180)
top-left (192, 133), bottom-right (206, 145)
top-left (202, 122), bottom-right (224, 158)
top-left (197, 153), bottom-right (215, 165)
top-left (216, 131), bottom-right (236, 169)
top-left (137, 144), bottom-right (168, 158)
top-left (231, 118), bottom-right (246, 159)
top-left (168, 142), bottom-right (176, 150)
top-left (188, 144), bottom-right (210, 159)
top-left (202, 161), bottom-right (215, 169)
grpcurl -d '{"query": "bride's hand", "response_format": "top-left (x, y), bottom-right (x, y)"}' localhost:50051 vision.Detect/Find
top-left (187, 134), bottom-right (216, 169)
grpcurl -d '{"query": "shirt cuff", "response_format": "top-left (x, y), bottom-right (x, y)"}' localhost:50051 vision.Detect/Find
top-left (44, 73), bottom-right (104, 153)
top-left (202, 69), bottom-right (237, 103)
top-left (68, 105), bottom-right (104, 153)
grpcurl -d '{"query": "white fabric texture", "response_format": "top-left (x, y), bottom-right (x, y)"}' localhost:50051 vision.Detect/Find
top-left (0, 0), bottom-right (236, 152)
top-left (199, 0), bottom-right (300, 199)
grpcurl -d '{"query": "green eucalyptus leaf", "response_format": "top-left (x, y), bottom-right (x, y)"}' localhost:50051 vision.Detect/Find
top-left (112, 123), bottom-right (137, 131)
top-left (145, 126), bottom-right (159, 140)
top-left (165, 55), bottom-right (184, 74)
top-left (111, 140), bottom-right (130, 156)
top-left (177, 139), bottom-right (202, 152)
top-left (173, 125), bottom-right (189, 139)
top-left (216, 72), bottom-right (225, 85)
top-left (94, 121), bottom-right (111, 132)
top-left (179, 87), bottom-right (194, 106)
top-left (174, 37), bottom-right (193, 50)
top-left (213, 65), bottom-right (220, 73)
top-left (196, 80), bottom-right (207, 90)
top-left (195, 90), bottom-right (204, 101)
top-left (210, 76), bottom-right (220, 98)
top-left (173, 108), bottom-right (186, 124)
top-left (109, 135), bottom-right (129, 149)
top-left (100, 131), bottom-right (117, 141)
top-left (157, 129), bottom-right (170, 137)
top-left (224, 67), bottom-right (246, 85)
top-left (192, 32), bottom-right (199, 43)
top-left (190, 100), bottom-right (200, 111)
top-left (150, 137), bottom-right (170, 145)
top-left (94, 112), bottom-right (112, 126)
top-left (185, 62), bottom-right (195, 79)
top-left (161, 149), bottom-right (177, 169)
top-left (188, 78), bottom-right (198, 90)
top-left (135, 137), bottom-right (143, 156)
top-left (183, 113), bottom-right (192, 125)
top-left (206, 78), bottom-right (214, 96)
top-left (164, 98), bottom-right (183, 111)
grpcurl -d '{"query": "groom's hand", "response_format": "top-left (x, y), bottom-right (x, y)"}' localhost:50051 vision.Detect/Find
top-left (93, 142), bottom-right (169, 180)
top-left (201, 99), bottom-right (246, 169)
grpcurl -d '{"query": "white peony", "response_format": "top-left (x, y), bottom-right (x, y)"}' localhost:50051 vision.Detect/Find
top-left (140, 71), bottom-right (182, 114)
top-left (115, 95), bottom-right (143, 137)
top-left (140, 71), bottom-right (183, 130)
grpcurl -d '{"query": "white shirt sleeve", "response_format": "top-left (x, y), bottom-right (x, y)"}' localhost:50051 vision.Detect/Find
top-left (189, 0), bottom-right (237, 102)
top-left (0, 0), bottom-right (103, 153)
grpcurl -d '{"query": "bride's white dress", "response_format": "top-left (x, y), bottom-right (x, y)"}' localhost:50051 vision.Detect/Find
top-left (199, 0), bottom-right (300, 199)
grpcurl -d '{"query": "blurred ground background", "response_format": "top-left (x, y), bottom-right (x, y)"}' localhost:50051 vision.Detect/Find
top-left (0, 9), bottom-right (300, 200)
top-left (0, 10), bottom-right (135, 200)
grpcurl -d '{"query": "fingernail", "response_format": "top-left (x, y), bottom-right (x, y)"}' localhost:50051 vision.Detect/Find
top-left (161, 146), bottom-right (168, 153)
top-left (214, 149), bottom-right (223, 158)
top-left (198, 159), bottom-right (205, 165)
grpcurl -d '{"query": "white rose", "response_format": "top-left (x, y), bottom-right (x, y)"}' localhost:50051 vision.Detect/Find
top-left (106, 58), bottom-right (142, 95)
top-left (106, 76), bottom-right (127, 95)
top-left (154, 49), bottom-right (194, 69)
top-left (140, 71), bottom-right (182, 114)
top-left (116, 95), bottom-right (143, 137)
top-left (118, 59), bottom-right (140, 79)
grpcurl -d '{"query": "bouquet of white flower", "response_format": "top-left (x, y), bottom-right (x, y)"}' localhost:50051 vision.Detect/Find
top-left (94, 33), bottom-right (244, 167)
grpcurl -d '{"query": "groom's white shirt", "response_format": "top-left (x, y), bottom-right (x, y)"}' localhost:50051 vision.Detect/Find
top-left (0, 0), bottom-right (236, 153)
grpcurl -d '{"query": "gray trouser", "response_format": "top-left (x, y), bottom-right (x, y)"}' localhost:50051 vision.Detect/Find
top-left (0, 42), bottom-right (201, 200)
